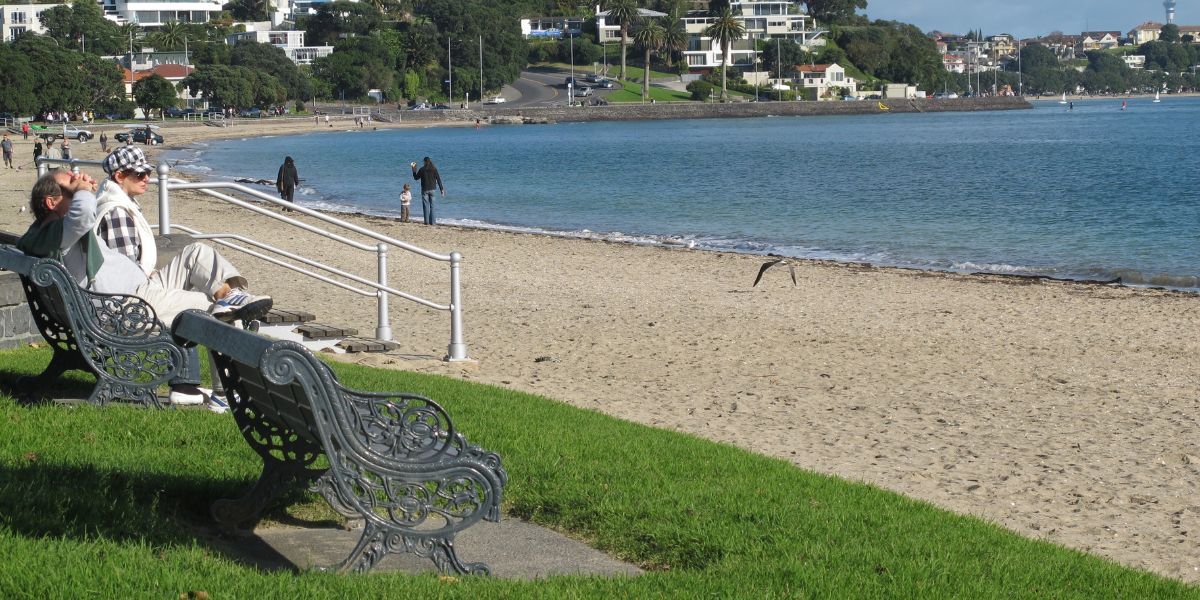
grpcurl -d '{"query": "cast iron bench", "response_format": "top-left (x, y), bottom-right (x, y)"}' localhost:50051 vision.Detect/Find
top-left (171, 309), bottom-right (508, 575)
top-left (0, 243), bottom-right (189, 407)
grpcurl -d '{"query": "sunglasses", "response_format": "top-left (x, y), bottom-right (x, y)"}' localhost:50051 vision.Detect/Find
top-left (121, 169), bottom-right (151, 180)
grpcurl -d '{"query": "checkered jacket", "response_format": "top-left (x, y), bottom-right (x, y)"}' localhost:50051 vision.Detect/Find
top-left (97, 207), bottom-right (142, 263)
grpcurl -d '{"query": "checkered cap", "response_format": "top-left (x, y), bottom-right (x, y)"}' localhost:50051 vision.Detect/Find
top-left (103, 145), bottom-right (153, 175)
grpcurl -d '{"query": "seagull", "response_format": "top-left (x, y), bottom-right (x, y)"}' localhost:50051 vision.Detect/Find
top-left (752, 257), bottom-right (797, 287)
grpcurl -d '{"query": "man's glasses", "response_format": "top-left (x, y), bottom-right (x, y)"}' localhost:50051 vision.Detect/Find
top-left (121, 170), bottom-right (151, 180)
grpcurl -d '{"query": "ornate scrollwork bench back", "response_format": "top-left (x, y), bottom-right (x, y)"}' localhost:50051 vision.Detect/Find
top-left (171, 309), bottom-right (508, 575)
top-left (0, 244), bottom-right (186, 407)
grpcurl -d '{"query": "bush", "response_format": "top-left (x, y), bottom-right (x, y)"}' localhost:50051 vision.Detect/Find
top-left (295, 100), bottom-right (305, 113)
top-left (686, 80), bottom-right (717, 101)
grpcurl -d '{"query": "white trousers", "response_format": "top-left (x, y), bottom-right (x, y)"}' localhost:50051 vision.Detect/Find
top-left (135, 242), bottom-right (246, 325)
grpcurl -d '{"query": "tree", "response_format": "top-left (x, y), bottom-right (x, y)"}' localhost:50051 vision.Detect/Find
top-left (306, 1), bottom-right (383, 46)
top-left (1019, 43), bottom-right (1058, 70)
top-left (232, 41), bottom-right (313, 100)
top-left (0, 44), bottom-right (39, 116)
top-left (132, 74), bottom-right (178, 119)
top-left (633, 19), bottom-right (665, 102)
top-left (179, 64), bottom-right (257, 109)
top-left (602, 0), bottom-right (639, 81)
top-left (148, 21), bottom-right (188, 51)
top-left (704, 6), bottom-right (745, 101)
top-left (1160, 23), bottom-right (1181, 43)
top-left (660, 11), bottom-right (686, 68)
top-left (803, 0), bottom-right (866, 25)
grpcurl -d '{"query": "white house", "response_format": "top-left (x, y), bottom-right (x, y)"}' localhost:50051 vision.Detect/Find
top-left (227, 27), bottom-right (333, 64)
top-left (794, 62), bottom-right (856, 99)
top-left (124, 63), bottom-right (205, 109)
top-left (596, 7), bottom-right (666, 44)
top-left (1123, 54), bottom-right (1146, 69)
top-left (0, 3), bottom-right (60, 41)
top-left (1128, 21), bottom-right (1163, 44)
top-left (520, 16), bottom-right (583, 39)
top-left (1079, 31), bottom-right (1121, 50)
top-left (680, 0), bottom-right (825, 71)
top-left (98, 0), bottom-right (224, 26)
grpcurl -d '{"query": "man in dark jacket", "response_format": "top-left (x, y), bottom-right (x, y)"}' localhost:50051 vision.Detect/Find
top-left (410, 156), bottom-right (445, 225)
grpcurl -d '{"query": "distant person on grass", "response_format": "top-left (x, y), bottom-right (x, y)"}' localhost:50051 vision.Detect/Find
top-left (410, 157), bottom-right (445, 225)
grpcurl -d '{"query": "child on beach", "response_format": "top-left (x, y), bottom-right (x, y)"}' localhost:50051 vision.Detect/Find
top-left (400, 183), bottom-right (412, 222)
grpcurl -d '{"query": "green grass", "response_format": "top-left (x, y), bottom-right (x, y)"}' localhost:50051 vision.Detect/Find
top-left (605, 80), bottom-right (694, 103)
top-left (0, 345), bottom-right (1196, 598)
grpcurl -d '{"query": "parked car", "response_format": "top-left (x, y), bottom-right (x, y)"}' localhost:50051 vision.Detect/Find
top-left (575, 86), bottom-right (593, 97)
top-left (483, 96), bottom-right (507, 104)
top-left (595, 78), bottom-right (615, 89)
top-left (564, 76), bottom-right (579, 87)
top-left (39, 124), bottom-right (93, 141)
top-left (164, 107), bottom-right (186, 118)
top-left (114, 128), bottom-right (164, 145)
top-left (238, 107), bottom-right (263, 118)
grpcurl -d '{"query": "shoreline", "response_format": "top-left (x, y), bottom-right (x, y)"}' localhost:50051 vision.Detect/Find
top-left (2, 118), bottom-right (1199, 583)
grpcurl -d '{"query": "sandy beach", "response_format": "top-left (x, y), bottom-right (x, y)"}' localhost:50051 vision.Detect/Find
top-left (2, 117), bottom-right (1199, 582)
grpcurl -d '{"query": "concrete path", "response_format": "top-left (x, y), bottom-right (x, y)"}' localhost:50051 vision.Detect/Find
top-left (213, 517), bottom-right (643, 580)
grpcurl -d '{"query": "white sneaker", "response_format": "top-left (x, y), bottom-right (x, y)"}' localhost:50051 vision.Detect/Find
top-left (213, 288), bottom-right (273, 323)
top-left (206, 394), bottom-right (230, 414)
top-left (168, 385), bottom-right (212, 406)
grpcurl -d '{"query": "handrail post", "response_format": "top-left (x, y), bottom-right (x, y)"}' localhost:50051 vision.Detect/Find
top-left (157, 162), bottom-right (171, 234)
top-left (446, 251), bottom-right (468, 361)
top-left (375, 243), bottom-right (393, 341)
top-left (36, 156), bottom-right (46, 177)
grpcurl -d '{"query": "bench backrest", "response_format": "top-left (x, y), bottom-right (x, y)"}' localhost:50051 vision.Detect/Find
top-left (172, 309), bottom-right (506, 535)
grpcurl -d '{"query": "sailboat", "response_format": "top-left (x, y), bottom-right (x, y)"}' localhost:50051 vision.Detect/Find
top-left (1059, 92), bottom-right (1068, 104)
top-left (1153, 90), bottom-right (1161, 103)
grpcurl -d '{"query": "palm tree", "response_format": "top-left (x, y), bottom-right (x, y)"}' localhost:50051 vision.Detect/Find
top-left (602, 0), bottom-right (639, 82)
top-left (633, 19), bottom-right (666, 102)
top-left (150, 21), bottom-right (187, 51)
top-left (703, 7), bottom-right (746, 102)
top-left (661, 11), bottom-right (687, 69)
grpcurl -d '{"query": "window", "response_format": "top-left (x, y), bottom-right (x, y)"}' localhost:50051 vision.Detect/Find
top-left (9, 26), bottom-right (26, 39)
top-left (10, 11), bottom-right (26, 24)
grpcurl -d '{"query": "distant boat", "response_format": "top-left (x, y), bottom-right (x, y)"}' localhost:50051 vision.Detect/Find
top-left (1059, 92), bottom-right (1068, 104)
top-left (1153, 90), bottom-right (1161, 103)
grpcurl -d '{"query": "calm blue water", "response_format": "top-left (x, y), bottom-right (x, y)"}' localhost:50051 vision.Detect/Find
top-left (167, 98), bottom-right (1200, 290)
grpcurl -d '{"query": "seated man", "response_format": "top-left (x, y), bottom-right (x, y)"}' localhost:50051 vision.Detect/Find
top-left (19, 168), bottom-right (272, 407)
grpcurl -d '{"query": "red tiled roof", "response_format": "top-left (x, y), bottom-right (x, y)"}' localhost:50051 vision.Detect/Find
top-left (123, 64), bottom-right (194, 82)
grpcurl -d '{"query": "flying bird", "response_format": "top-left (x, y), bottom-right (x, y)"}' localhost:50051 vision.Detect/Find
top-left (752, 257), bottom-right (796, 287)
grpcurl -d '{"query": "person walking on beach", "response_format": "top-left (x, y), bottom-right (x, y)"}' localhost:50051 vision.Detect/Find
top-left (99, 132), bottom-right (108, 152)
top-left (276, 156), bottom-right (299, 211)
top-left (411, 157), bottom-right (445, 225)
top-left (60, 138), bottom-right (71, 160)
top-left (399, 183), bottom-right (412, 222)
top-left (33, 140), bottom-right (42, 164)
top-left (1, 134), bottom-right (13, 169)
top-left (21, 122), bottom-right (30, 140)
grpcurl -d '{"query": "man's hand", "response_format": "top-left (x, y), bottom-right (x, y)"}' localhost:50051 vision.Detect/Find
top-left (62, 172), bottom-right (98, 194)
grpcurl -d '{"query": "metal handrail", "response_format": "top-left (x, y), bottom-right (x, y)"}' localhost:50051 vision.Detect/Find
top-left (33, 155), bottom-right (468, 361)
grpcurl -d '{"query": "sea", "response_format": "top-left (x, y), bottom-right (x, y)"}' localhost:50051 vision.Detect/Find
top-left (163, 97), bottom-right (1200, 291)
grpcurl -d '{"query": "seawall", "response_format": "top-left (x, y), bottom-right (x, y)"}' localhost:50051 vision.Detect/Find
top-left (384, 96), bottom-right (1032, 125)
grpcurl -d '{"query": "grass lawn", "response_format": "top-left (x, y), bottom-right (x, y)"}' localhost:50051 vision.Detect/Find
top-left (605, 80), bottom-right (693, 103)
top-left (0, 345), bottom-right (1195, 598)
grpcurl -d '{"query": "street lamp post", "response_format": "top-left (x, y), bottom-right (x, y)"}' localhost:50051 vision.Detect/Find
top-left (569, 31), bottom-right (575, 105)
top-left (479, 34), bottom-right (484, 106)
top-left (447, 37), bottom-right (453, 104)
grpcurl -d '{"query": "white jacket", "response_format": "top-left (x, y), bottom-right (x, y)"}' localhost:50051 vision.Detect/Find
top-left (94, 179), bottom-right (157, 275)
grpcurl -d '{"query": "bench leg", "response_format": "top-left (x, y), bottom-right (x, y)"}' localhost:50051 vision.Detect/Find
top-left (333, 523), bottom-right (489, 575)
top-left (211, 457), bottom-right (325, 532)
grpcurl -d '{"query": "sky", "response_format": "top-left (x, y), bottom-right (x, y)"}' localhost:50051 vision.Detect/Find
top-left (861, 1), bottom-right (1195, 39)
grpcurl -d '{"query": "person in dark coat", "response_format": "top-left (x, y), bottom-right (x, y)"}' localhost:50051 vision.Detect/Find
top-left (276, 156), bottom-right (299, 211)
top-left (410, 156), bottom-right (445, 225)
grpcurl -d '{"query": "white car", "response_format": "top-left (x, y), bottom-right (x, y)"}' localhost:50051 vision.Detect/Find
top-left (40, 124), bottom-right (94, 141)
top-left (484, 96), bottom-right (507, 105)
top-left (575, 87), bottom-right (593, 97)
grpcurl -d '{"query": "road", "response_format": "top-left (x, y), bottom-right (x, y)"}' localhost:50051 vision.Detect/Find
top-left (498, 68), bottom-right (616, 108)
